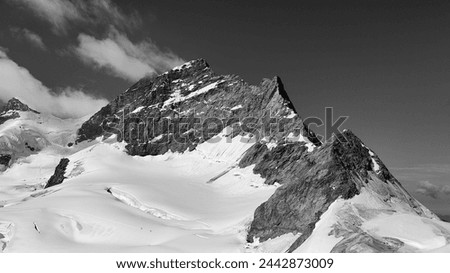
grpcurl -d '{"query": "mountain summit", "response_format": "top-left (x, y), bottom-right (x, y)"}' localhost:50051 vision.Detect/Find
top-left (76, 58), bottom-right (320, 155)
top-left (1, 97), bottom-right (39, 114)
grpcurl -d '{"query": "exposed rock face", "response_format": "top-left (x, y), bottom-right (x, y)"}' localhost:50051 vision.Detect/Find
top-left (242, 131), bottom-right (362, 248)
top-left (0, 154), bottom-right (11, 166)
top-left (1, 97), bottom-right (39, 114)
top-left (75, 59), bottom-right (435, 252)
top-left (331, 234), bottom-right (405, 253)
top-left (243, 131), bottom-right (434, 251)
top-left (0, 154), bottom-right (11, 171)
top-left (76, 59), bottom-right (320, 156)
top-left (44, 158), bottom-right (70, 189)
top-left (0, 111), bottom-right (19, 126)
top-left (0, 98), bottom-right (39, 126)
top-left (0, 99), bottom-right (47, 172)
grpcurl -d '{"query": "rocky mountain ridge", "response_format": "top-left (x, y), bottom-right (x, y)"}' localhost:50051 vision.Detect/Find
top-left (76, 59), bottom-right (320, 155)
top-left (0, 98), bottom-right (39, 126)
top-left (0, 98), bottom-right (40, 170)
top-left (1, 98), bottom-right (39, 113)
top-left (0, 99), bottom-right (79, 172)
top-left (73, 59), bottom-right (440, 252)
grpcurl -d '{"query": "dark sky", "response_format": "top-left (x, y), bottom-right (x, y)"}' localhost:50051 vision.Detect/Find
top-left (0, 0), bottom-right (449, 215)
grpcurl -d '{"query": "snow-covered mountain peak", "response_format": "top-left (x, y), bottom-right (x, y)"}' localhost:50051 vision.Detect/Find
top-left (1, 97), bottom-right (39, 114)
top-left (170, 58), bottom-right (210, 72)
top-left (0, 105), bottom-right (87, 172)
top-left (76, 59), bottom-right (317, 155)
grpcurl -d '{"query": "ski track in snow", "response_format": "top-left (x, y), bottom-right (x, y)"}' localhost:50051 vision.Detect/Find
top-left (106, 187), bottom-right (187, 221)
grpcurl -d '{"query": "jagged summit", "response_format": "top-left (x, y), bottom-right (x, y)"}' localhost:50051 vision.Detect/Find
top-left (171, 58), bottom-right (210, 71)
top-left (76, 58), bottom-right (315, 152)
top-left (272, 75), bottom-right (297, 113)
top-left (127, 58), bottom-right (211, 91)
top-left (1, 97), bottom-right (39, 114)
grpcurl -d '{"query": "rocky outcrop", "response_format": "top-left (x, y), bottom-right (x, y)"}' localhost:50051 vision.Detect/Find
top-left (1, 97), bottom-right (39, 114)
top-left (331, 234), bottom-right (405, 253)
top-left (0, 111), bottom-right (19, 126)
top-left (0, 98), bottom-right (39, 126)
top-left (0, 154), bottom-right (11, 171)
top-left (243, 131), bottom-right (363, 250)
top-left (76, 59), bottom-right (320, 156)
top-left (44, 158), bottom-right (70, 189)
top-left (0, 154), bottom-right (11, 166)
top-left (243, 130), bottom-right (434, 252)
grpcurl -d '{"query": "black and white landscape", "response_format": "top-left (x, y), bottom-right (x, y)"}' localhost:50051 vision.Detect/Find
top-left (1, 1), bottom-right (449, 253)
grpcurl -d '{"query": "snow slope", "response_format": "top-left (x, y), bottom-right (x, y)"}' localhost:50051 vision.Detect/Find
top-left (294, 187), bottom-right (450, 253)
top-left (0, 110), bottom-right (88, 170)
top-left (0, 130), bottom-right (278, 252)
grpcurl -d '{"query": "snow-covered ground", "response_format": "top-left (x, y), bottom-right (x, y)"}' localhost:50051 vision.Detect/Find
top-left (294, 187), bottom-right (450, 253)
top-left (0, 115), bottom-right (278, 252)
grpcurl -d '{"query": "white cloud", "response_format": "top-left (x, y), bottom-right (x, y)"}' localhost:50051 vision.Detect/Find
top-left (74, 29), bottom-right (184, 81)
top-left (0, 48), bottom-right (107, 118)
top-left (10, 28), bottom-right (47, 50)
top-left (416, 180), bottom-right (450, 199)
top-left (8, 0), bottom-right (141, 34)
top-left (0, 47), bottom-right (8, 58)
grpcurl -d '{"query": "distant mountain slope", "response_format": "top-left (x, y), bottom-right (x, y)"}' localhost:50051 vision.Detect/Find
top-left (0, 98), bottom-right (86, 171)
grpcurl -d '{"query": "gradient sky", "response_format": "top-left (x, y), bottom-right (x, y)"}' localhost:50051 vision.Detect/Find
top-left (0, 0), bottom-right (449, 215)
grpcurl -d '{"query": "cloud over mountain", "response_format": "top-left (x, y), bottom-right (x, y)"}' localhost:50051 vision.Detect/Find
top-left (0, 48), bottom-right (107, 118)
top-left (416, 180), bottom-right (450, 199)
top-left (73, 29), bottom-right (184, 81)
top-left (8, 0), bottom-right (141, 34)
top-left (7, 1), bottom-right (184, 82)
top-left (10, 27), bottom-right (47, 50)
